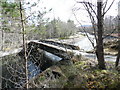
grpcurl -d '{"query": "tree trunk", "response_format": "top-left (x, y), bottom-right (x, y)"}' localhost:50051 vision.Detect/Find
top-left (19, 1), bottom-right (28, 89)
top-left (115, 2), bottom-right (120, 67)
top-left (96, 1), bottom-right (106, 69)
top-left (1, 29), bottom-right (4, 51)
top-left (115, 40), bottom-right (120, 67)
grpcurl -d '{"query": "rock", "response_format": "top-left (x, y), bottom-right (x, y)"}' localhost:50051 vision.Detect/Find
top-left (104, 40), bottom-right (119, 55)
top-left (28, 59), bottom-right (80, 88)
top-left (28, 65), bottom-right (67, 88)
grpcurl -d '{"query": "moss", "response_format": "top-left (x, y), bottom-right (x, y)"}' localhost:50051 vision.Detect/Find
top-left (75, 61), bottom-right (93, 71)
top-left (75, 61), bottom-right (86, 67)
top-left (72, 60), bottom-right (120, 88)
top-left (84, 68), bottom-right (120, 88)
top-left (39, 76), bottom-right (46, 81)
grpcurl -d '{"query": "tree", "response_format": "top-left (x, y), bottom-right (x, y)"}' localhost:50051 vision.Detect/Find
top-left (0, 0), bottom-right (21, 51)
top-left (96, 0), bottom-right (105, 69)
top-left (74, 0), bottom-right (115, 69)
top-left (104, 16), bottom-right (117, 36)
top-left (0, 0), bottom-right (42, 88)
top-left (26, 4), bottom-right (52, 40)
top-left (0, 0), bottom-right (28, 88)
top-left (45, 19), bottom-right (78, 39)
top-left (19, 1), bottom-right (29, 88)
top-left (115, 1), bottom-right (120, 67)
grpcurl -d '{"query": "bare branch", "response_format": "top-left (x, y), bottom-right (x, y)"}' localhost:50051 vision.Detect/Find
top-left (77, 1), bottom-right (97, 7)
top-left (76, 1), bottom-right (97, 18)
top-left (0, 76), bottom-right (22, 87)
top-left (88, 2), bottom-right (97, 17)
top-left (103, 28), bottom-right (117, 39)
top-left (103, 0), bottom-right (109, 12)
top-left (103, 0), bottom-right (115, 16)
top-left (82, 3), bottom-right (98, 42)
top-left (73, 12), bottom-right (95, 49)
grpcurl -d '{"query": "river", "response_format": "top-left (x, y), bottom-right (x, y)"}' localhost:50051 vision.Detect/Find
top-left (74, 32), bottom-right (117, 62)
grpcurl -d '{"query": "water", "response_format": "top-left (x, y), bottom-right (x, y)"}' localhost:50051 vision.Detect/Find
top-left (75, 33), bottom-right (96, 51)
top-left (82, 52), bottom-right (116, 62)
top-left (28, 61), bottom-right (41, 79)
top-left (17, 61), bottom-right (41, 88)
top-left (45, 51), bottom-right (62, 62)
top-left (74, 33), bottom-right (117, 62)
top-left (26, 33), bottom-right (117, 63)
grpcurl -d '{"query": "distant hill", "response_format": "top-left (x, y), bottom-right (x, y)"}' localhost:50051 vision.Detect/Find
top-left (82, 25), bottom-right (92, 27)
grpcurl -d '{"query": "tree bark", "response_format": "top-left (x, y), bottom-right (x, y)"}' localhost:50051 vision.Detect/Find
top-left (96, 1), bottom-right (106, 69)
top-left (115, 2), bottom-right (120, 67)
top-left (115, 40), bottom-right (120, 67)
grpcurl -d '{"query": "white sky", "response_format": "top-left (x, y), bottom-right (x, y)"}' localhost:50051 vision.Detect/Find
top-left (42, 0), bottom-right (75, 21)
top-left (28, 0), bottom-right (119, 25)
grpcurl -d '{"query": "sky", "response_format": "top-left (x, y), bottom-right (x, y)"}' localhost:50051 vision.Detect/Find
top-left (27, 0), bottom-right (119, 25)
top-left (42, 0), bottom-right (76, 21)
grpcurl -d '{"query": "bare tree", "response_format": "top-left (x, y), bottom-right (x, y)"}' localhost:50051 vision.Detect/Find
top-left (115, 1), bottom-right (120, 67)
top-left (19, 1), bottom-right (28, 88)
top-left (74, 0), bottom-right (115, 69)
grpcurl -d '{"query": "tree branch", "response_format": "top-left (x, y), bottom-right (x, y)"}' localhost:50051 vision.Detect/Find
top-left (103, 0), bottom-right (115, 16)
top-left (103, 0), bottom-right (108, 12)
top-left (83, 3), bottom-right (98, 43)
top-left (73, 12), bottom-right (95, 50)
top-left (103, 28), bottom-right (117, 39)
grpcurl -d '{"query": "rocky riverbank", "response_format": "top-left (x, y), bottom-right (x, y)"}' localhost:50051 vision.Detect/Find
top-left (104, 39), bottom-right (118, 55)
top-left (86, 39), bottom-right (119, 56)
top-left (47, 32), bottom-right (85, 45)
